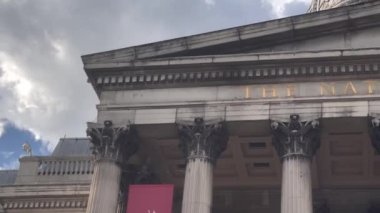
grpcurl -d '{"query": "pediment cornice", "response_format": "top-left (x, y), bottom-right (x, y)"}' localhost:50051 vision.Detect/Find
top-left (85, 48), bottom-right (380, 95)
top-left (82, 1), bottom-right (380, 65)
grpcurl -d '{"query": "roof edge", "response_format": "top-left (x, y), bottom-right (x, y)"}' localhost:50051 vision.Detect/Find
top-left (84, 47), bottom-right (380, 70)
top-left (82, 1), bottom-right (380, 65)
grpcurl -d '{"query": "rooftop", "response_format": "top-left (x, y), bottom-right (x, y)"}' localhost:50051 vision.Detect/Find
top-left (0, 170), bottom-right (17, 186)
top-left (52, 138), bottom-right (92, 157)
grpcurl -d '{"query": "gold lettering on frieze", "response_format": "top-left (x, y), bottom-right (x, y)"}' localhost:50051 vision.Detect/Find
top-left (242, 80), bottom-right (378, 100)
top-left (245, 86), bottom-right (251, 99)
top-left (262, 86), bottom-right (277, 98)
top-left (320, 83), bottom-right (336, 96)
top-left (287, 85), bottom-right (296, 97)
top-left (365, 80), bottom-right (375, 94)
top-left (344, 81), bottom-right (358, 95)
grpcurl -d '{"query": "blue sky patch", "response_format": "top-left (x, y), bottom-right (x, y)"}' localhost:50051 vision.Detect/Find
top-left (0, 121), bottom-right (50, 170)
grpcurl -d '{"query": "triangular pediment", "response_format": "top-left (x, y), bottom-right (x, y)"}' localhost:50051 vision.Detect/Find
top-left (82, 1), bottom-right (380, 67)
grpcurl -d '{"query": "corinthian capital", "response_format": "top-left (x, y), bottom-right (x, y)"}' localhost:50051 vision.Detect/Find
top-left (86, 120), bottom-right (138, 162)
top-left (177, 118), bottom-right (229, 164)
top-left (271, 114), bottom-right (320, 160)
top-left (369, 116), bottom-right (380, 153)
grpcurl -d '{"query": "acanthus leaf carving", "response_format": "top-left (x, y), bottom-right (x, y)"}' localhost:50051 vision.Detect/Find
top-left (369, 116), bottom-right (380, 153)
top-left (177, 117), bottom-right (229, 164)
top-left (271, 114), bottom-right (320, 160)
top-left (86, 120), bottom-right (138, 163)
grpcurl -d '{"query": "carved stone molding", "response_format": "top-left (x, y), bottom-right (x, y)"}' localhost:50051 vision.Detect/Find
top-left (309, 0), bottom-right (368, 12)
top-left (369, 116), bottom-right (380, 153)
top-left (177, 118), bottom-right (229, 164)
top-left (86, 120), bottom-right (138, 163)
top-left (271, 114), bottom-right (321, 160)
top-left (1, 197), bottom-right (87, 209)
top-left (93, 61), bottom-right (380, 91)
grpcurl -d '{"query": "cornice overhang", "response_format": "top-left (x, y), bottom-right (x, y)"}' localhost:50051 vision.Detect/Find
top-left (85, 48), bottom-right (380, 96)
top-left (81, 1), bottom-right (380, 65)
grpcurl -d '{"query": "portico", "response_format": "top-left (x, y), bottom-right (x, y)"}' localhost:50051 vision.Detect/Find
top-left (81, 2), bottom-right (380, 212)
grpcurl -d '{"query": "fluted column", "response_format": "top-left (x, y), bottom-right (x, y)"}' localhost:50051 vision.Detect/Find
top-left (86, 121), bottom-right (138, 213)
top-left (177, 118), bottom-right (228, 213)
top-left (271, 114), bottom-right (320, 213)
top-left (369, 116), bottom-right (380, 153)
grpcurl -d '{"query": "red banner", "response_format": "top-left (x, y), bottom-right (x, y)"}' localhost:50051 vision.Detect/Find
top-left (126, 184), bottom-right (174, 213)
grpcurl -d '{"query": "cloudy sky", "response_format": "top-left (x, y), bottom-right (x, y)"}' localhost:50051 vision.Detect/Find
top-left (0, 0), bottom-right (310, 169)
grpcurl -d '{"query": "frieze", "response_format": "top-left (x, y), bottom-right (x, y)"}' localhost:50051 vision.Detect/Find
top-left (243, 80), bottom-right (379, 99)
top-left (91, 61), bottom-right (380, 91)
top-left (1, 197), bottom-right (87, 209)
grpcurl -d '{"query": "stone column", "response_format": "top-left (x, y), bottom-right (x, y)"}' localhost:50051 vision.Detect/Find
top-left (177, 118), bottom-right (229, 213)
top-left (271, 114), bottom-right (321, 213)
top-left (369, 116), bottom-right (380, 153)
top-left (86, 121), bottom-right (138, 213)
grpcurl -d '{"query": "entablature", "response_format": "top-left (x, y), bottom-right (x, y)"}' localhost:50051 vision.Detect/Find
top-left (85, 49), bottom-right (380, 96)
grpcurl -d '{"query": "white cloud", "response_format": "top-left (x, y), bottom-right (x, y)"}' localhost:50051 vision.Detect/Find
top-left (0, 52), bottom-right (41, 113)
top-left (204, 0), bottom-right (216, 6)
top-left (45, 32), bottom-right (68, 61)
top-left (261, 0), bottom-right (310, 18)
top-left (0, 159), bottom-right (19, 170)
top-left (0, 120), bottom-right (5, 137)
top-left (0, 151), bottom-right (14, 159)
top-left (0, 52), bottom-right (65, 150)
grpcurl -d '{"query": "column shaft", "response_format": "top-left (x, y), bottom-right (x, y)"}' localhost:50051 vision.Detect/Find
top-left (281, 156), bottom-right (312, 213)
top-left (86, 160), bottom-right (122, 213)
top-left (177, 118), bottom-right (228, 213)
top-left (181, 159), bottom-right (213, 213)
top-left (271, 114), bottom-right (320, 213)
top-left (85, 121), bottom-right (138, 213)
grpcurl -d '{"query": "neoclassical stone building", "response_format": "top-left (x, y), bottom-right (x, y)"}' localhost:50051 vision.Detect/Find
top-left (2, 1), bottom-right (380, 212)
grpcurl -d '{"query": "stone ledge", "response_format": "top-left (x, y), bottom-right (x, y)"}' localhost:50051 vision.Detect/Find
top-left (91, 58), bottom-right (380, 92)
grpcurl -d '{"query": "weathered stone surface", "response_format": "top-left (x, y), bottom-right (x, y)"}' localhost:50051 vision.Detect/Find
top-left (181, 158), bottom-right (213, 213)
top-left (15, 156), bottom-right (93, 185)
top-left (309, 0), bottom-right (373, 12)
top-left (0, 184), bottom-right (89, 213)
top-left (369, 116), bottom-right (380, 153)
top-left (271, 114), bottom-right (320, 160)
top-left (86, 160), bottom-right (121, 213)
top-left (82, 1), bottom-right (380, 66)
top-left (177, 118), bottom-right (228, 164)
top-left (86, 120), bottom-right (138, 163)
top-left (178, 118), bottom-right (228, 213)
top-left (271, 115), bottom-right (321, 213)
top-left (86, 121), bottom-right (139, 213)
top-left (281, 156), bottom-right (313, 213)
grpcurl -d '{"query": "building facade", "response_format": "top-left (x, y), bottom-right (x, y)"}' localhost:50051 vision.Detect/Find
top-left (2, 1), bottom-right (380, 212)
top-left (308, 0), bottom-right (374, 12)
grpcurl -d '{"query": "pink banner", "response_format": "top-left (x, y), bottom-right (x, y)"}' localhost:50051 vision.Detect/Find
top-left (126, 184), bottom-right (174, 213)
